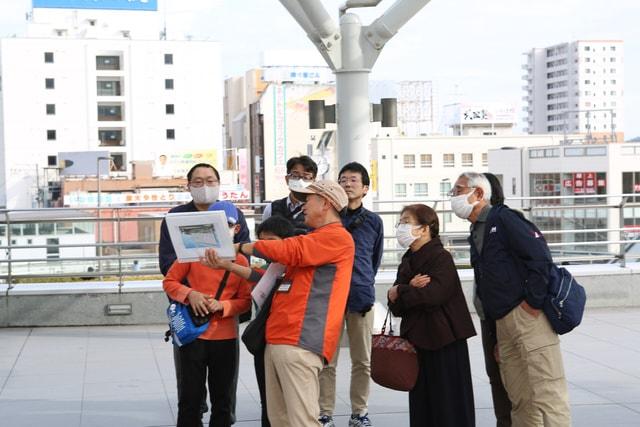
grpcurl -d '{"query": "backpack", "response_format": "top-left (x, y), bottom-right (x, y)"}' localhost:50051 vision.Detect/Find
top-left (545, 265), bottom-right (587, 334)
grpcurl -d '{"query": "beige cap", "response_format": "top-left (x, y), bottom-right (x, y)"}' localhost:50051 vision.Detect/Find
top-left (294, 179), bottom-right (348, 212)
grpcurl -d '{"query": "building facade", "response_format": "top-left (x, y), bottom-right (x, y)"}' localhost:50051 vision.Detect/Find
top-left (489, 142), bottom-right (640, 256)
top-left (0, 1), bottom-right (222, 208)
top-left (523, 40), bottom-right (624, 142)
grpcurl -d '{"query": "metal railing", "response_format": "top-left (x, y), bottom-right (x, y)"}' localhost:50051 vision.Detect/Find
top-left (1, 194), bottom-right (639, 290)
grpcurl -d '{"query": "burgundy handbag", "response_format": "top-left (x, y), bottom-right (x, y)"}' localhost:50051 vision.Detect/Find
top-left (371, 309), bottom-right (419, 392)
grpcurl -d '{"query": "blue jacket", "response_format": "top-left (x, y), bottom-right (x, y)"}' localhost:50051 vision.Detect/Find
top-left (342, 206), bottom-right (384, 313)
top-left (469, 204), bottom-right (552, 320)
top-left (158, 201), bottom-right (250, 276)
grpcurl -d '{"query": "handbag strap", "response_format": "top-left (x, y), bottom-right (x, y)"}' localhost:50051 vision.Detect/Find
top-left (214, 270), bottom-right (231, 300)
top-left (381, 308), bottom-right (394, 335)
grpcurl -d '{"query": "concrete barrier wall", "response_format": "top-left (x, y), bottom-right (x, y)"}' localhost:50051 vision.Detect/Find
top-left (2, 263), bottom-right (640, 327)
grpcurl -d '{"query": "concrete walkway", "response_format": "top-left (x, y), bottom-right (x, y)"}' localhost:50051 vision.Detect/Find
top-left (1, 308), bottom-right (639, 426)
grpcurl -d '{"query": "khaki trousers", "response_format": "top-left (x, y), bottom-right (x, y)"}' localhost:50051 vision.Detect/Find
top-left (265, 344), bottom-right (323, 427)
top-left (496, 304), bottom-right (571, 427)
top-left (319, 310), bottom-right (374, 416)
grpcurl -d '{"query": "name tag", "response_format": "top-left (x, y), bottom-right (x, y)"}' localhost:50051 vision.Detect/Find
top-left (277, 279), bottom-right (292, 293)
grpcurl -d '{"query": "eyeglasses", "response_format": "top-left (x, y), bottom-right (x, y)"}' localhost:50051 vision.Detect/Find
top-left (395, 220), bottom-right (417, 228)
top-left (287, 173), bottom-right (314, 182)
top-left (447, 186), bottom-right (475, 197)
top-left (189, 179), bottom-right (219, 188)
top-left (338, 177), bottom-right (362, 185)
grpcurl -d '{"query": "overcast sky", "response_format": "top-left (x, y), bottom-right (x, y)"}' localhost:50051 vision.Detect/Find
top-left (1, 0), bottom-right (639, 137)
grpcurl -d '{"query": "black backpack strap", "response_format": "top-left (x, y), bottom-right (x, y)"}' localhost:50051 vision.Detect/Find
top-left (214, 270), bottom-right (232, 300)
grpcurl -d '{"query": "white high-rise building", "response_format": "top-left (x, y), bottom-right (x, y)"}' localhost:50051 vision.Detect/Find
top-left (523, 40), bottom-right (623, 142)
top-left (0, 0), bottom-right (222, 208)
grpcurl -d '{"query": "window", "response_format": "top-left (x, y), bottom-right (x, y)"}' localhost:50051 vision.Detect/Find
top-left (97, 79), bottom-right (122, 96)
top-left (47, 130), bottom-right (56, 140)
top-left (165, 79), bottom-right (174, 90)
top-left (403, 154), bottom-right (415, 168)
top-left (44, 52), bottom-right (54, 63)
top-left (584, 46), bottom-right (590, 51)
top-left (461, 153), bottom-right (473, 167)
top-left (97, 104), bottom-right (123, 121)
top-left (414, 183), bottom-right (428, 197)
top-left (47, 155), bottom-right (57, 166)
top-left (98, 129), bottom-right (124, 146)
top-left (439, 181), bottom-right (452, 197)
top-left (96, 55), bottom-right (121, 70)
top-left (45, 78), bottom-right (55, 89)
top-left (46, 238), bottom-right (59, 259)
top-left (443, 153), bottom-right (454, 167)
top-left (165, 104), bottom-right (175, 114)
top-left (110, 153), bottom-right (127, 171)
top-left (482, 153), bottom-right (488, 166)
top-left (394, 183), bottom-right (407, 198)
top-left (610, 57), bottom-right (616, 62)
top-left (46, 104), bottom-right (56, 115)
top-left (166, 129), bottom-right (175, 140)
top-left (164, 53), bottom-right (173, 64)
top-left (420, 154), bottom-right (432, 168)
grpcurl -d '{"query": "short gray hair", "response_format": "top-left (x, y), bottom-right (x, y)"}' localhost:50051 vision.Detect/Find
top-left (460, 172), bottom-right (492, 202)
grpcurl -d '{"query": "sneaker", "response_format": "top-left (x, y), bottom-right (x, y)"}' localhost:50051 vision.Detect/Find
top-left (318, 415), bottom-right (335, 427)
top-left (348, 413), bottom-right (373, 427)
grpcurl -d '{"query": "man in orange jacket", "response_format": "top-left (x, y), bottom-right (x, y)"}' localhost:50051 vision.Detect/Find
top-left (233, 180), bottom-right (355, 427)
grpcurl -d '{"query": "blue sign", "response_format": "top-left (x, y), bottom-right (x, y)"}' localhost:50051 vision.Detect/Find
top-left (33, 0), bottom-right (158, 11)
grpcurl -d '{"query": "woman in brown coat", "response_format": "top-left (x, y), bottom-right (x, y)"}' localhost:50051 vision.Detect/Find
top-left (388, 204), bottom-right (476, 427)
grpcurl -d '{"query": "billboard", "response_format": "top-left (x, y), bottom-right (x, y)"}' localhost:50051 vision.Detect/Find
top-left (32, 0), bottom-right (158, 11)
top-left (153, 150), bottom-right (217, 178)
top-left (58, 151), bottom-right (111, 176)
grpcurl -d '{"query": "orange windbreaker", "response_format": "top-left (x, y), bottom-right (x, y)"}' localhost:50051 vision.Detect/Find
top-left (163, 254), bottom-right (251, 340)
top-left (253, 222), bottom-right (355, 362)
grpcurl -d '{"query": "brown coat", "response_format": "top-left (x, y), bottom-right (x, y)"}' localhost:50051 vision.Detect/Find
top-left (389, 237), bottom-right (476, 350)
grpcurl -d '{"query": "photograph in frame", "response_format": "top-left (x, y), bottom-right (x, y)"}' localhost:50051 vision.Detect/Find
top-left (165, 211), bottom-right (236, 262)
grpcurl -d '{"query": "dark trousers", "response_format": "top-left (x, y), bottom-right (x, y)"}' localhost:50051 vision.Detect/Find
top-left (409, 339), bottom-right (475, 427)
top-left (174, 341), bottom-right (239, 424)
top-left (177, 339), bottom-right (237, 427)
top-left (253, 350), bottom-right (271, 427)
top-left (481, 319), bottom-right (512, 427)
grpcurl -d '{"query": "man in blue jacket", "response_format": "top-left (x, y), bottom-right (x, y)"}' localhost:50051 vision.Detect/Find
top-left (318, 162), bottom-right (384, 427)
top-left (451, 172), bottom-right (570, 426)
top-left (158, 162), bottom-right (250, 426)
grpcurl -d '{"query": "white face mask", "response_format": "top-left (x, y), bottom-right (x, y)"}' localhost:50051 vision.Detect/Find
top-left (190, 185), bottom-right (219, 205)
top-left (288, 178), bottom-right (312, 192)
top-left (450, 190), bottom-right (478, 219)
top-left (396, 223), bottom-right (420, 248)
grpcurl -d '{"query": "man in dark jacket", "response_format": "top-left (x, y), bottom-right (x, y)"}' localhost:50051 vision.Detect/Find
top-left (262, 156), bottom-right (317, 234)
top-left (452, 172), bottom-right (571, 426)
top-left (158, 163), bottom-right (250, 425)
top-left (318, 162), bottom-right (383, 427)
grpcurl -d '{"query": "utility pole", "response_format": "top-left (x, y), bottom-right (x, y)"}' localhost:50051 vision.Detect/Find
top-left (279, 0), bottom-right (432, 169)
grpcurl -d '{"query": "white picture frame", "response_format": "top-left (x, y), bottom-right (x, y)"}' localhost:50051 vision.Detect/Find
top-left (165, 211), bottom-right (236, 262)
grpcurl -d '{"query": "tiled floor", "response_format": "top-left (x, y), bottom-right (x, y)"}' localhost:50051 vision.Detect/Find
top-left (1, 308), bottom-right (640, 426)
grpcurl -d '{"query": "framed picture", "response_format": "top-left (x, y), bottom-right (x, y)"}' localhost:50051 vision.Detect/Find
top-left (165, 211), bottom-right (236, 262)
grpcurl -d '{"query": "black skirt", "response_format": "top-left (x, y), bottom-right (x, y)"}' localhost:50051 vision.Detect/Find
top-left (409, 339), bottom-right (475, 427)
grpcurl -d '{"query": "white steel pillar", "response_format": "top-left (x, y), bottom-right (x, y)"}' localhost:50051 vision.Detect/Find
top-left (279, 0), bottom-right (432, 170)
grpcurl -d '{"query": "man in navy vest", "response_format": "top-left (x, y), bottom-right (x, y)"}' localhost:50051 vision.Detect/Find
top-left (262, 156), bottom-right (317, 234)
top-left (318, 162), bottom-right (383, 427)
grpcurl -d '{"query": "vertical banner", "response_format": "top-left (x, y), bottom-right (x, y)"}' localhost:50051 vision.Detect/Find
top-left (273, 85), bottom-right (287, 178)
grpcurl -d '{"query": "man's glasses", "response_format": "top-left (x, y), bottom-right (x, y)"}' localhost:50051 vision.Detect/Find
top-left (189, 179), bottom-right (219, 188)
top-left (338, 177), bottom-right (362, 185)
top-left (287, 173), bottom-right (314, 181)
top-left (447, 186), bottom-right (475, 197)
